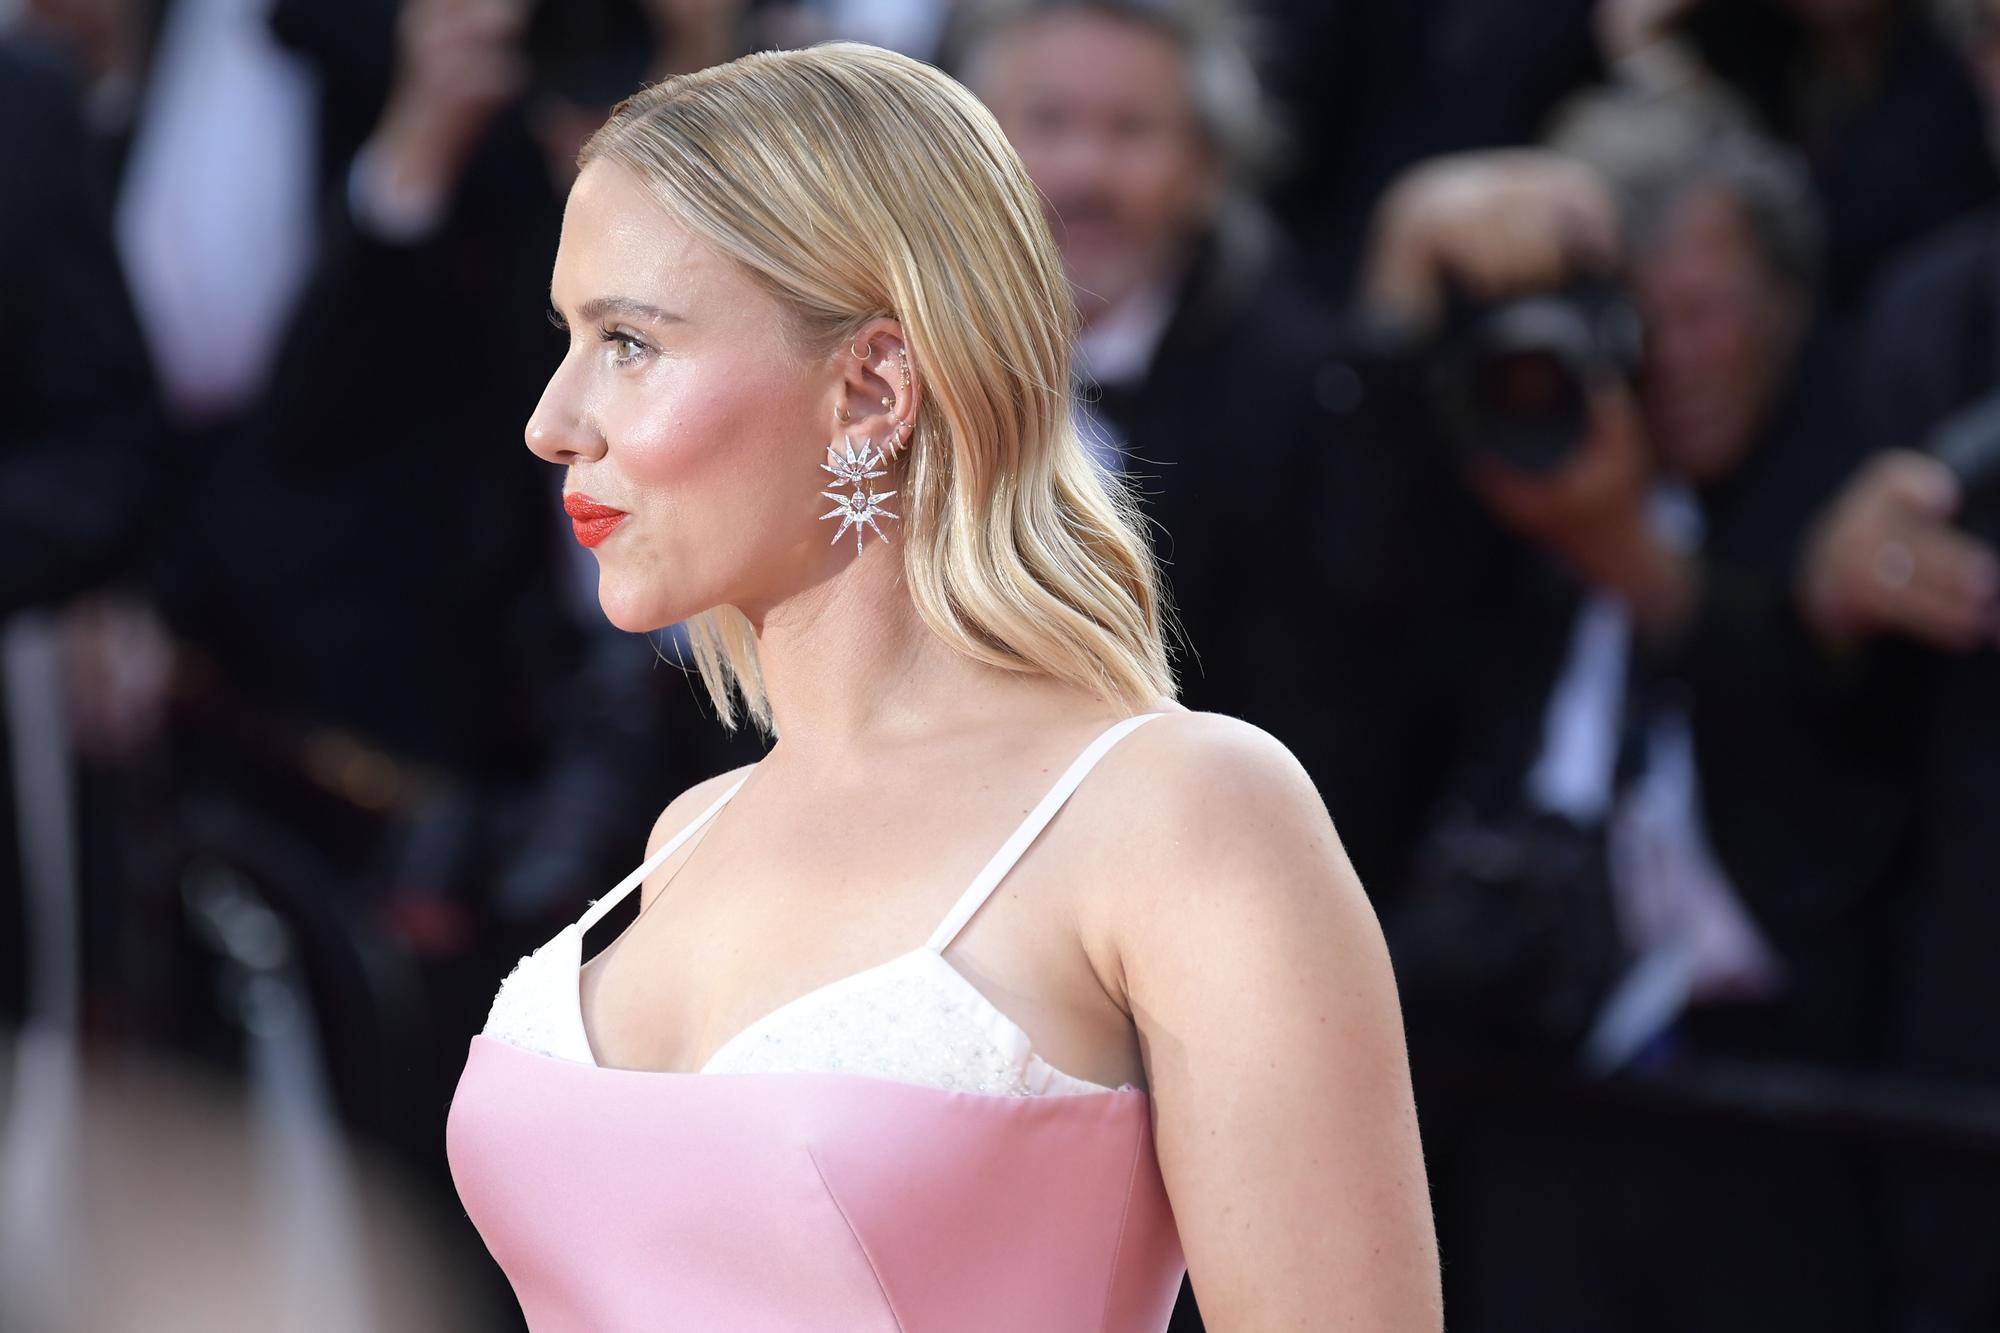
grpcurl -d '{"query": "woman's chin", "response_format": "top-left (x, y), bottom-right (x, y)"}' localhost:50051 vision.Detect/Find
top-left (600, 580), bottom-right (711, 634)
top-left (596, 584), bottom-right (675, 635)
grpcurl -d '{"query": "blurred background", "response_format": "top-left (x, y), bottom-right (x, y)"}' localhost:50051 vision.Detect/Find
top-left (3, 0), bottom-right (1999, 1328)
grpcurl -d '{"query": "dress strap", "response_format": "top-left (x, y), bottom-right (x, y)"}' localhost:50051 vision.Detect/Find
top-left (925, 711), bottom-right (1168, 954)
top-left (578, 771), bottom-right (753, 933)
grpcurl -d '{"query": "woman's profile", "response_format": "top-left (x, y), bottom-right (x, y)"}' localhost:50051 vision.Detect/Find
top-left (445, 39), bottom-right (1441, 1331)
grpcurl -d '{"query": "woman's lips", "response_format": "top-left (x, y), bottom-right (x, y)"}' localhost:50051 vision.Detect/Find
top-left (562, 492), bottom-right (628, 548)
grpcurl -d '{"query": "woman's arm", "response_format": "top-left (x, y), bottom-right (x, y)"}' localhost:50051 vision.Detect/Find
top-left (1113, 714), bottom-right (1443, 1331)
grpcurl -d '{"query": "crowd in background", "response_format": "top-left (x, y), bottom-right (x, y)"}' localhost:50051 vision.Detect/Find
top-left (4, 0), bottom-right (2000, 1329)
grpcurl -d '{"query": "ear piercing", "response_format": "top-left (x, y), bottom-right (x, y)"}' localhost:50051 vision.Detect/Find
top-left (835, 335), bottom-right (916, 469)
top-left (819, 436), bottom-right (899, 554)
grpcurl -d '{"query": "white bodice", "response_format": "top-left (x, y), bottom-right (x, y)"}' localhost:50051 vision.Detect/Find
top-left (479, 712), bottom-right (1168, 1098)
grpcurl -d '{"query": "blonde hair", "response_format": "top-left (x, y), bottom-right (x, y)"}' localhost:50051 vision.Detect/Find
top-left (579, 41), bottom-right (1180, 735)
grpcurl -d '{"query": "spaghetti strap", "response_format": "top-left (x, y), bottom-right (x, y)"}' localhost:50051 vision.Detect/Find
top-left (579, 771), bottom-right (753, 933)
top-left (925, 711), bottom-right (1168, 954)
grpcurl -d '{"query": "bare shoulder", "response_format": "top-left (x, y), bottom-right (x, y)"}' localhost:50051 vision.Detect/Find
top-left (1101, 709), bottom-right (1350, 927)
top-left (1100, 708), bottom-right (1443, 1328)
top-left (645, 761), bottom-right (760, 850)
top-left (1089, 707), bottom-right (1372, 1022)
top-left (635, 761), bottom-right (760, 909)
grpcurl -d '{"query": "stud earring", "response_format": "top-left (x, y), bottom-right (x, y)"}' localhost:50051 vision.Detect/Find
top-left (818, 434), bottom-right (900, 554)
top-left (886, 345), bottom-right (915, 452)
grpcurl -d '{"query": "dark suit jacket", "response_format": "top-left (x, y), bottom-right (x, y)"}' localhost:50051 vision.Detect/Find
top-left (1645, 326), bottom-right (1911, 1065)
top-left (87, 1), bottom-right (675, 921)
top-left (0, 41), bottom-right (164, 614)
top-left (1854, 210), bottom-right (2000, 1082)
top-left (0, 39), bottom-right (166, 1026)
top-left (1081, 215), bottom-right (1362, 804)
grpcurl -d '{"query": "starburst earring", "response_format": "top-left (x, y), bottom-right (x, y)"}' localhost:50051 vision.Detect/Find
top-left (819, 435), bottom-right (900, 554)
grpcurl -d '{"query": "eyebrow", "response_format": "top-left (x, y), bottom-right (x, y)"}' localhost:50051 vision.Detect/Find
top-left (546, 295), bottom-right (687, 328)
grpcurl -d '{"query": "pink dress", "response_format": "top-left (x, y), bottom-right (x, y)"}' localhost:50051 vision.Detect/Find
top-left (446, 711), bottom-right (1186, 1330)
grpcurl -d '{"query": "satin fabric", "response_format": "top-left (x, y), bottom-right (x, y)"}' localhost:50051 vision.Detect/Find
top-left (447, 1033), bottom-right (1185, 1331)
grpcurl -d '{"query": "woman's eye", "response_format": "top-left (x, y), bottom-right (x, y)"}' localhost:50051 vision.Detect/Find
top-left (601, 329), bottom-right (648, 366)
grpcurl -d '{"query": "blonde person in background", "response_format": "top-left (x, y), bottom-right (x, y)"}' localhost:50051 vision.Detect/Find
top-left (444, 40), bottom-right (1441, 1331)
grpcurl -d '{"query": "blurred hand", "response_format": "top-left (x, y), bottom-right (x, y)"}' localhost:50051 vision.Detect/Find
top-left (1465, 386), bottom-right (1694, 629)
top-left (1467, 386), bottom-right (1653, 550)
top-left (59, 594), bottom-right (174, 764)
top-left (372, 0), bottom-right (530, 200)
top-left (1799, 450), bottom-right (2000, 653)
top-left (1362, 149), bottom-right (1622, 336)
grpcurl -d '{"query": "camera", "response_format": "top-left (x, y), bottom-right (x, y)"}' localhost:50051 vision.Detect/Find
top-left (1425, 274), bottom-right (1647, 476)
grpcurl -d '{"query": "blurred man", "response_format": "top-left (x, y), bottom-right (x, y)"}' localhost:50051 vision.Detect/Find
top-left (1817, 4), bottom-right (2000, 1326)
top-left (0, 39), bottom-right (160, 620)
top-left (1363, 93), bottom-right (1901, 1327)
top-left (7, 0), bottom-right (721, 1207)
top-left (955, 0), bottom-right (1353, 839)
top-left (0, 34), bottom-right (163, 1032)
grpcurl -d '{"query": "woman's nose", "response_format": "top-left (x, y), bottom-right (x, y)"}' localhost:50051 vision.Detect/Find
top-left (525, 366), bottom-right (605, 466)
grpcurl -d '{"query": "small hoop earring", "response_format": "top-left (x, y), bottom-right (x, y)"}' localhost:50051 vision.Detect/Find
top-left (835, 403), bottom-right (851, 423)
top-left (850, 339), bottom-right (873, 360)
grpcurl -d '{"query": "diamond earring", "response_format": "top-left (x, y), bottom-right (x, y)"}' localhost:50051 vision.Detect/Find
top-left (868, 345), bottom-right (915, 458)
top-left (819, 435), bottom-right (900, 554)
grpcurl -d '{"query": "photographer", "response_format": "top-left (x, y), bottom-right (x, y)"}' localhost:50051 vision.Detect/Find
top-left (51, 0), bottom-right (752, 1193)
top-left (1366, 99), bottom-right (1899, 1327)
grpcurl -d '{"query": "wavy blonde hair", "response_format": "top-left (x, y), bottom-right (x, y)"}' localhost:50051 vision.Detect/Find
top-left (579, 41), bottom-right (1180, 736)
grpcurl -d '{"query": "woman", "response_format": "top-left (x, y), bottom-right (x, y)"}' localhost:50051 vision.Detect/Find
top-left (445, 40), bottom-right (1440, 1331)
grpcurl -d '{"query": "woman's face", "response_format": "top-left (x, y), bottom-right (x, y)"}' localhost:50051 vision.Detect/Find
top-left (528, 158), bottom-right (836, 632)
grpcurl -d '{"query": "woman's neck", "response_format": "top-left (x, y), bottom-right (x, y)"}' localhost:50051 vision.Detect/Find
top-left (747, 548), bottom-right (1081, 766)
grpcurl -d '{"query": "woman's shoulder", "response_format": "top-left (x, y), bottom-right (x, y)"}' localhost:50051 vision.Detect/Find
top-left (1115, 706), bottom-right (1330, 840)
top-left (1081, 705), bottom-right (1349, 930)
top-left (633, 761), bottom-right (761, 900)
top-left (648, 761), bottom-right (760, 846)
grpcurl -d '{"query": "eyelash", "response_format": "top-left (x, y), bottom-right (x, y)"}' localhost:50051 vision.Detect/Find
top-left (600, 329), bottom-right (648, 367)
top-left (546, 308), bottom-right (649, 369)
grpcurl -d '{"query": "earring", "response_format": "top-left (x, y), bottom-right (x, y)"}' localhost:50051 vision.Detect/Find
top-left (819, 434), bottom-right (900, 554)
top-left (835, 403), bottom-right (851, 424)
top-left (887, 345), bottom-right (914, 451)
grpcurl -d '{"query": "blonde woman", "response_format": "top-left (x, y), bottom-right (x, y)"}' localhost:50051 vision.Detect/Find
top-left (445, 41), bottom-right (1441, 1332)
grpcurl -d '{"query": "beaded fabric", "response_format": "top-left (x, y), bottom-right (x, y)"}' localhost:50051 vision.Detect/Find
top-left (478, 712), bottom-right (1167, 1098)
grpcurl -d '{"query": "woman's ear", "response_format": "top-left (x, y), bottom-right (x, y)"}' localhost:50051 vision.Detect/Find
top-left (834, 319), bottom-right (920, 460)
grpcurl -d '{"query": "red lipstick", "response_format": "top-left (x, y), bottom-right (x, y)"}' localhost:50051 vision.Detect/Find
top-left (563, 492), bottom-right (628, 548)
